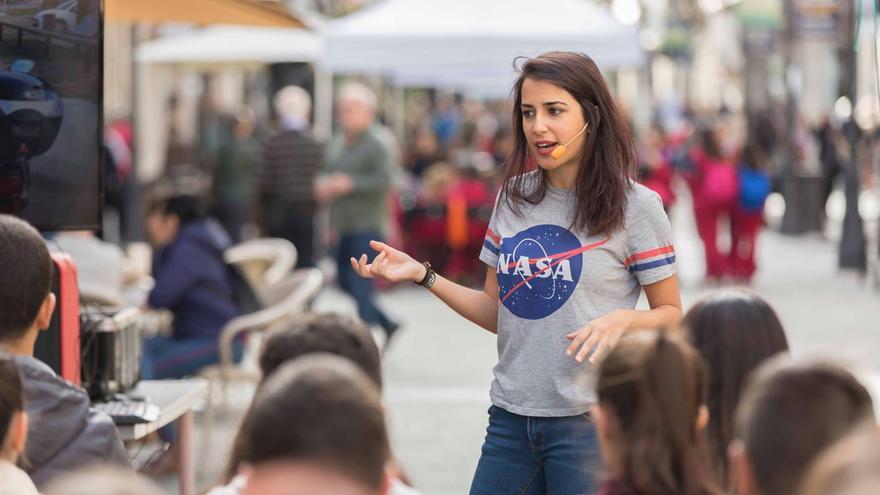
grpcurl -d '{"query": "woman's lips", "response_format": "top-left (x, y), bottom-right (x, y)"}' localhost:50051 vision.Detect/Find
top-left (534, 141), bottom-right (558, 157)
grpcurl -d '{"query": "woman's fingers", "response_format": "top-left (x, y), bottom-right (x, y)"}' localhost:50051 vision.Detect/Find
top-left (370, 251), bottom-right (388, 276)
top-left (566, 326), bottom-right (592, 357)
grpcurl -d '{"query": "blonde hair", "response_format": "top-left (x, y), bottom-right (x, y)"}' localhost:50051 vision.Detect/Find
top-left (337, 82), bottom-right (377, 111)
top-left (274, 85), bottom-right (312, 120)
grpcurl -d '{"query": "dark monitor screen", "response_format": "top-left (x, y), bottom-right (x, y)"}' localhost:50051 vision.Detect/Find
top-left (0, 0), bottom-right (102, 231)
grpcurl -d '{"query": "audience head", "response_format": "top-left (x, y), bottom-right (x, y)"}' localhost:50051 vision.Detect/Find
top-left (594, 330), bottom-right (719, 495)
top-left (258, 313), bottom-right (382, 390)
top-left (0, 355), bottom-right (27, 463)
top-left (799, 429), bottom-right (880, 495)
top-left (230, 355), bottom-right (391, 495)
top-left (337, 82), bottom-right (377, 135)
top-left (42, 465), bottom-right (164, 495)
top-left (682, 290), bottom-right (789, 484)
top-left (0, 215), bottom-right (55, 348)
top-left (731, 359), bottom-right (875, 495)
top-left (274, 85), bottom-right (312, 123)
top-left (145, 194), bottom-right (208, 247)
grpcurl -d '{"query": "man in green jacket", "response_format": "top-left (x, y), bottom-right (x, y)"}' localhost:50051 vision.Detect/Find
top-left (316, 83), bottom-right (399, 345)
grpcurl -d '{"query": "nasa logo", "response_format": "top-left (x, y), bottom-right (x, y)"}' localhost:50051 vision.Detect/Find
top-left (495, 224), bottom-right (584, 320)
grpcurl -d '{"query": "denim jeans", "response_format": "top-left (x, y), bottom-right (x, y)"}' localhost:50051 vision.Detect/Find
top-left (335, 231), bottom-right (396, 332)
top-left (469, 405), bottom-right (601, 495)
top-left (141, 335), bottom-right (243, 380)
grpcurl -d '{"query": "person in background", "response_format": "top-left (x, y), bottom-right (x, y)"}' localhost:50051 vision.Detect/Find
top-left (0, 215), bottom-right (128, 488)
top-left (592, 330), bottom-right (721, 495)
top-left (316, 82), bottom-right (400, 344)
top-left (405, 125), bottom-right (445, 179)
top-left (212, 107), bottom-right (259, 244)
top-left (228, 355), bottom-right (392, 495)
top-left (681, 290), bottom-right (789, 488)
top-left (259, 86), bottom-right (323, 268)
top-left (637, 122), bottom-right (675, 212)
top-left (729, 143), bottom-right (772, 283)
top-left (0, 355), bottom-right (39, 495)
top-left (730, 359), bottom-right (876, 495)
top-left (687, 125), bottom-right (738, 283)
top-left (143, 194), bottom-right (241, 379)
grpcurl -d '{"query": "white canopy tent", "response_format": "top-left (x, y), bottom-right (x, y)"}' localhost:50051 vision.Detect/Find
top-left (324, 0), bottom-right (643, 94)
top-left (136, 25), bottom-right (323, 65)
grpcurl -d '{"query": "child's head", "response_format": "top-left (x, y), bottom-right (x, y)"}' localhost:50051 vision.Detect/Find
top-left (682, 290), bottom-right (789, 483)
top-left (594, 330), bottom-right (718, 495)
top-left (0, 215), bottom-right (55, 351)
top-left (731, 359), bottom-right (875, 495)
top-left (43, 466), bottom-right (164, 495)
top-left (232, 355), bottom-right (390, 495)
top-left (258, 313), bottom-right (382, 390)
top-left (0, 355), bottom-right (28, 462)
top-left (799, 429), bottom-right (880, 495)
top-left (503, 51), bottom-right (636, 236)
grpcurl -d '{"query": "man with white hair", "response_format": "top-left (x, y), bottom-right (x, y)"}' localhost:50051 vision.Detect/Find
top-left (316, 82), bottom-right (399, 345)
top-left (258, 85), bottom-right (323, 268)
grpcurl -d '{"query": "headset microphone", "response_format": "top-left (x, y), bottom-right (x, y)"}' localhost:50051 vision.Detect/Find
top-left (549, 122), bottom-right (589, 160)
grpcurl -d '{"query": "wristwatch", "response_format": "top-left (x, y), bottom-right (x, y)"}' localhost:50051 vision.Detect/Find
top-left (415, 261), bottom-right (436, 289)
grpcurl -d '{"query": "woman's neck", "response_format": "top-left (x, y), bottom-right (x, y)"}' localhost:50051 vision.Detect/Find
top-left (545, 162), bottom-right (579, 190)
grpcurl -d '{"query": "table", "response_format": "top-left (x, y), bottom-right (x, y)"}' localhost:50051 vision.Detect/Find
top-left (116, 379), bottom-right (208, 495)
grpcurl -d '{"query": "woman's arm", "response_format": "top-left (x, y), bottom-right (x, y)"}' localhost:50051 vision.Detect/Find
top-left (565, 275), bottom-right (682, 364)
top-left (352, 241), bottom-right (499, 333)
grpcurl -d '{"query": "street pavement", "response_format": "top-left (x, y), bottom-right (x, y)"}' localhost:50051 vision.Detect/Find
top-left (167, 194), bottom-right (880, 495)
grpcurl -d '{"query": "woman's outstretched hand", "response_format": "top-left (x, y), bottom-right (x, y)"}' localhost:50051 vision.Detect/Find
top-left (350, 240), bottom-right (426, 283)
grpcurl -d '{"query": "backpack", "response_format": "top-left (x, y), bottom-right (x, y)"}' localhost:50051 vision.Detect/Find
top-left (701, 160), bottom-right (738, 206)
top-left (738, 167), bottom-right (772, 211)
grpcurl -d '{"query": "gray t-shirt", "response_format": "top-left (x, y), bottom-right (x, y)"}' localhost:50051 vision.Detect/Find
top-left (479, 173), bottom-right (676, 417)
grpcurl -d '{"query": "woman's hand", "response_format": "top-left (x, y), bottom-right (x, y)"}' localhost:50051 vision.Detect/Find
top-left (351, 240), bottom-right (426, 283)
top-left (565, 309), bottom-right (633, 365)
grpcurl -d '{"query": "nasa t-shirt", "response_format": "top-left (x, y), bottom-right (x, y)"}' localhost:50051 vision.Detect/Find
top-left (479, 175), bottom-right (676, 416)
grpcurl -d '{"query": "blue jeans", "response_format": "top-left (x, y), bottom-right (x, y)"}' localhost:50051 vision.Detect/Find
top-left (141, 335), bottom-right (243, 380)
top-left (335, 231), bottom-right (396, 333)
top-left (469, 406), bottom-right (601, 495)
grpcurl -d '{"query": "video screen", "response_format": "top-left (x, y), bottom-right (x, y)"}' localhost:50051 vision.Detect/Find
top-left (0, 0), bottom-right (102, 231)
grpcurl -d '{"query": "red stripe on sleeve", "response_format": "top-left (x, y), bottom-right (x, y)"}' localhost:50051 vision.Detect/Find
top-left (624, 245), bottom-right (675, 266)
top-left (486, 228), bottom-right (501, 245)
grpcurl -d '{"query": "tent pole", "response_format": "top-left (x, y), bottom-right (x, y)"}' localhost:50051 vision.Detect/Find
top-left (314, 63), bottom-right (333, 140)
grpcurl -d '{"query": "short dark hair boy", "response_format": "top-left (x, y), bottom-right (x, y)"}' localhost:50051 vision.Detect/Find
top-left (0, 215), bottom-right (128, 487)
top-left (730, 358), bottom-right (875, 495)
top-left (259, 312), bottom-right (382, 389)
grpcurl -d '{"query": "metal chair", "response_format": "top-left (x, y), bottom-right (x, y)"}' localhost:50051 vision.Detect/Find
top-left (223, 237), bottom-right (298, 292)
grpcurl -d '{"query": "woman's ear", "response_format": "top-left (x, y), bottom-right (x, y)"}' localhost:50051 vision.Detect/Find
top-left (696, 405), bottom-right (710, 431)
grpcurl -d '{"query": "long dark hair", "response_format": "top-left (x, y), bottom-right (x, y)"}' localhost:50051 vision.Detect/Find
top-left (502, 52), bottom-right (636, 236)
top-left (682, 290), bottom-right (789, 487)
top-left (597, 331), bottom-right (721, 495)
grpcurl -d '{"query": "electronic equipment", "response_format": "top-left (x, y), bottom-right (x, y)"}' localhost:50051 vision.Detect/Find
top-left (34, 251), bottom-right (81, 384)
top-left (80, 305), bottom-right (144, 401)
top-left (0, 0), bottom-right (103, 230)
top-left (92, 399), bottom-right (160, 425)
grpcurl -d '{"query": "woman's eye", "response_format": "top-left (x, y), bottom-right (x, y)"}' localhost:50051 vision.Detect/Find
top-left (549, 107), bottom-right (563, 115)
top-left (522, 109), bottom-right (534, 118)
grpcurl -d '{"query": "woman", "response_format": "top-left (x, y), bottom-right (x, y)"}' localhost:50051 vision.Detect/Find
top-left (352, 52), bottom-right (682, 495)
top-left (593, 330), bottom-right (721, 495)
top-left (687, 126), bottom-right (738, 283)
top-left (682, 290), bottom-right (789, 488)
